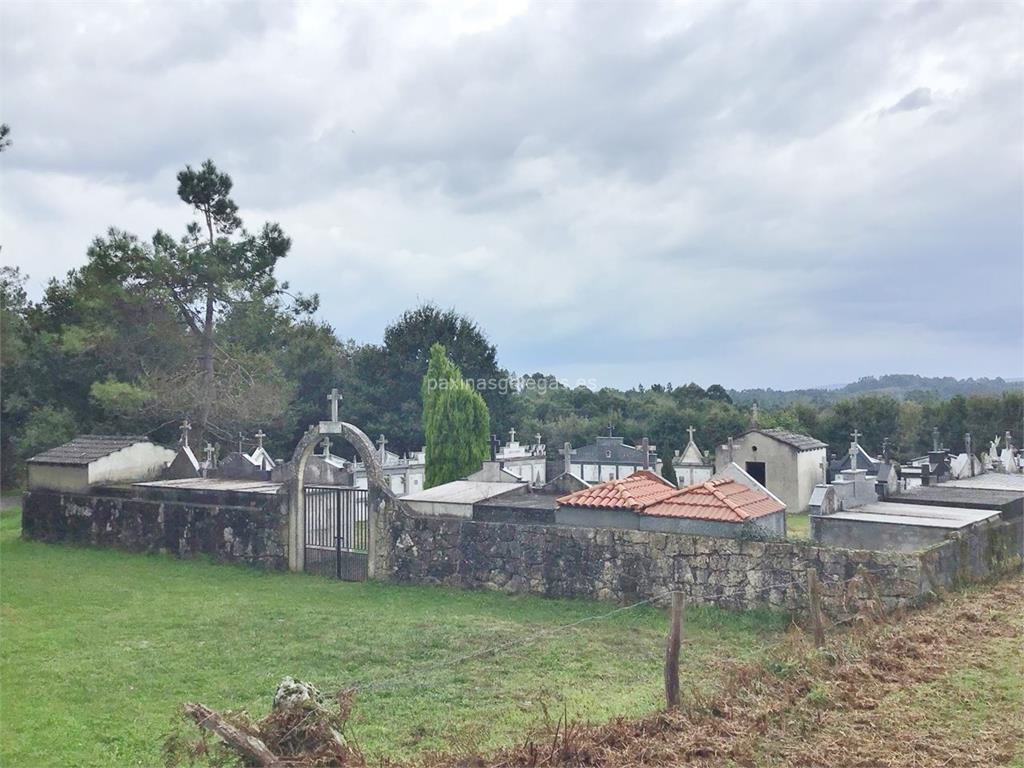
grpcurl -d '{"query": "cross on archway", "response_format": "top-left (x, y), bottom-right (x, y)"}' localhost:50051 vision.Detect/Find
top-left (327, 388), bottom-right (343, 422)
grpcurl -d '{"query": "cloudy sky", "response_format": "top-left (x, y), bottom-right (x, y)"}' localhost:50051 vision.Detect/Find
top-left (1, 0), bottom-right (1021, 390)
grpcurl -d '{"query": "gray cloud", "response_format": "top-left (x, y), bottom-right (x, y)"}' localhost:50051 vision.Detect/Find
top-left (1, 0), bottom-right (1021, 389)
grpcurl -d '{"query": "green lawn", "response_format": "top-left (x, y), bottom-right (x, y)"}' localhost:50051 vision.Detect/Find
top-left (0, 509), bottom-right (786, 767)
top-left (787, 512), bottom-right (810, 540)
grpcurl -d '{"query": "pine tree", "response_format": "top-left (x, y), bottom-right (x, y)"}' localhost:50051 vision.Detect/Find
top-left (422, 343), bottom-right (490, 488)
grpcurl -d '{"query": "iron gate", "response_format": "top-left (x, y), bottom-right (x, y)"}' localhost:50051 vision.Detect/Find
top-left (303, 486), bottom-right (369, 580)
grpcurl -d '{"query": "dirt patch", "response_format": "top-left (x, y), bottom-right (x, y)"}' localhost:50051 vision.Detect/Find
top-left (422, 575), bottom-right (1024, 768)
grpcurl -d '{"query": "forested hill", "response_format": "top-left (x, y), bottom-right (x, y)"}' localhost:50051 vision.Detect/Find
top-left (730, 375), bottom-right (1023, 408)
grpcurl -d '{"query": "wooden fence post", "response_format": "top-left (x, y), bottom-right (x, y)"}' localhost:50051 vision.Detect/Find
top-left (807, 569), bottom-right (825, 648)
top-left (664, 591), bottom-right (683, 709)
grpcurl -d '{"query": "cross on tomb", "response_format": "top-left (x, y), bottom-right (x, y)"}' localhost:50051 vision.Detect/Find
top-left (377, 434), bottom-right (388, 461)
top-left (850, 428), bottom-right (862, 444)
top-left (687, 425), bottom-right (696, 443)
top-left (535, 433), bottom-right (542, 446)
top-left (204, 443), bottom-right (215, 464)
top-left (179, 419), bottom-right (192, 448)
top-left (607, 423), bottom-right (614, 437)
top-left (490, 434), bottom-right (500, 461)
top-left (255, 430), bottom-right (266, 449)
top-left (508, 427), bottom-right (516, 443)
top-left (1006, 431), bottom-right (1014, 449)
top-left (237, 432), bottom-right (245, 454)
top-left (848, 428), bottom-right (862, 471)
top-left (327, 387), bottom-right (342, 422)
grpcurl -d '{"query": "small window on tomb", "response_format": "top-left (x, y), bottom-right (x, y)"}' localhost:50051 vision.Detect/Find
top-left (605, 450), bottom-right (612, 459)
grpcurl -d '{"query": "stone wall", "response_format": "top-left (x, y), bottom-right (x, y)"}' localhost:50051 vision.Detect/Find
top-left (373, 506), bottom-right (929, 617)
top-left (22, 485), bottom-right (289, 570)
top-left (923, 516), bottom-right (1024, 590)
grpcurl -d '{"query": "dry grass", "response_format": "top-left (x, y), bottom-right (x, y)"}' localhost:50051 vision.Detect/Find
top-left (418, 574), bottom-right (1024, 768)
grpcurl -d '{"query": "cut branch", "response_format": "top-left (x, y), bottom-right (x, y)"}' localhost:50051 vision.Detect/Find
top-left (183, 702), bottom-right (282, 767)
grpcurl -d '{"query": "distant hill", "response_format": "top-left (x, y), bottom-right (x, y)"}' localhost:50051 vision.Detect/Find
top-left (730, 375), bottom-right (1024, 408)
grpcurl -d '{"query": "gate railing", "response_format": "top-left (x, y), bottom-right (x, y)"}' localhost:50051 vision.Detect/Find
top-left (303, 486), bottom-right (369, 580)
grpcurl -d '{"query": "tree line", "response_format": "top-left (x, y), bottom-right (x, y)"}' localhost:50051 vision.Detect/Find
top-left (2, 160), bottom-right (1021, 486)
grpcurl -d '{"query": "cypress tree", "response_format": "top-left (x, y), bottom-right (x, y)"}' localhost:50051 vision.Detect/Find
top-left (422, 343), bottom-right (490, 488)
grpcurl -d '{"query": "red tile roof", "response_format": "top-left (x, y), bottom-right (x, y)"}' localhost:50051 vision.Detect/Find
top-left (556, 470), bottom-right (678, 510)
top-left (645, 477), bottom-right (785, 522)
top-left (557, 472), bottom-right (784, 523)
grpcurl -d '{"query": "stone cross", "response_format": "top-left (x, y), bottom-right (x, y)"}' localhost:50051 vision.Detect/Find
top-left (179, 419), bottom-right (192, 448)
top-left (204, 442), bottom-right (215, 465)
top-left (607, 423), bottom-right (614, 437)
top-left (687, 425), bottom-right (696, 444)
top-left (377, 434), bottom-right (388, 461)
top-left (882, 437), bottom-right (891, 461)
top-left (508, 427), bottom-right (516, 443)
top-left (1006, 431), bottom-right (1014, 450)
top-left (255, 430), bottom-right (266, 449)
top-left (237, 432), bottom-right (245, 454)
top-left (490, 434), bottom-right (500, 461)
top-left (327, 387), bottom-right (342, 422)
top-left (535, 433), bottom-right (542, 446)
top-left (849, 428), bottom-right (862, 471)
top-left (563, 441), bottom-right (572, 474)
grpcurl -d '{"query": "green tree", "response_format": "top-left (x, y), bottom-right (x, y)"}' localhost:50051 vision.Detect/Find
top-left (660, 449), bottom-right (678, 485)
top-left (347, 304), bottom-right (510, 453)
top-left (0, 123), bottom-right (10, 153)
top-left (86, 160), bottom-right (311, 442)
top-left (422, 343), bottom-right (489, 488)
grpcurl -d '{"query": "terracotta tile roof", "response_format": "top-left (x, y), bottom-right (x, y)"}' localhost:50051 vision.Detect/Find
top-left (645, 477), bottom-right (785, 522)
top-left (556, 470), bottom-right (678, 511)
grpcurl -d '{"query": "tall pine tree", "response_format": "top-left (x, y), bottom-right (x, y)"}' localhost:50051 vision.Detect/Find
top-left (422, 343), bottom-right (489, 488)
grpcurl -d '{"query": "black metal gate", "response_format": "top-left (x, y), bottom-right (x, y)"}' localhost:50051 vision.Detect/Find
top-left (303, 486), bottom-right (369, 580)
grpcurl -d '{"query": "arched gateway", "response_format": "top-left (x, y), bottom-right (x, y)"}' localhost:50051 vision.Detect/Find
top-left (285, 389), bottom-right (391, 578)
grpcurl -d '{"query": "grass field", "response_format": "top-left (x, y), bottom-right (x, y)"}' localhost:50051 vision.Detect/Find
top-left (0, 509), bottom-right (787, 767)
top-left (786, 512), bottom-right (810, 540)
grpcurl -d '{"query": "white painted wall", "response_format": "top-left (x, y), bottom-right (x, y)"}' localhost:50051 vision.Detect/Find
top-left (714, 433), bottom-right (825, 513)
top-left (88, 444), bottom-right (176, 485)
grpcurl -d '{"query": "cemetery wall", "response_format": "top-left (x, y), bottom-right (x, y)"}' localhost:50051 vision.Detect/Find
top-left (374, 506), bottom-right (928, 617)
top-left (923, 515), bottom-right (1024, 589)
top-left (21, 486), bottom-right (289, 570)
top-left (376, 505), bottom-right (1023, 617)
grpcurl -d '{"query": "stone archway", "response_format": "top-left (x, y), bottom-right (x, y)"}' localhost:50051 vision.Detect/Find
top-left (285, 418), bottom-right (389, 573)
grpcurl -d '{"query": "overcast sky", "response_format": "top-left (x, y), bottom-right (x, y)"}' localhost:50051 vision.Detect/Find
top-left (2, 0), bottom-right (1022, 390)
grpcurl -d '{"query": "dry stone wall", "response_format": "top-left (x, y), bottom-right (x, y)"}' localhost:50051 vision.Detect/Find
top-left (22, 486), bottom-right (289, 569)
top-left (373, 507), bottom-right (929, 617)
